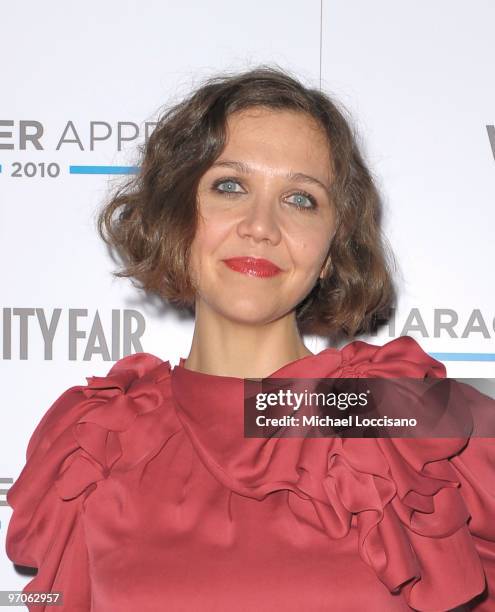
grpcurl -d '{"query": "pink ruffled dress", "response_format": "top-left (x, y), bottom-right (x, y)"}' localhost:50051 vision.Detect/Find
top-left (5, 336), bottom-right (495, 611)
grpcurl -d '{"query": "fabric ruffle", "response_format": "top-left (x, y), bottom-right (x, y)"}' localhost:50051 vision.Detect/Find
top-left (172, 336), bottom-right (495, 611)
top-left (55, 354), bottom-right (175, 501)
top-left (295, 435), bottom-right (488, 611)
top-left (5, 353), bottom-right (175, 611)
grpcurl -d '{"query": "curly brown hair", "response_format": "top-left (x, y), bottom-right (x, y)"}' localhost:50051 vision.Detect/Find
top-left (96, 65), bottom-right (396, 340)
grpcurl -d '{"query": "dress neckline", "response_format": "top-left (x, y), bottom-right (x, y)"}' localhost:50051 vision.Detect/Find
top-left (174, 346), bottom-right (341, 381)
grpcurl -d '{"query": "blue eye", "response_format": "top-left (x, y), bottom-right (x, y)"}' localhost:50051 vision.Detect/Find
top-left (211, 177), bottom-right (318, 212)
top-left (287, 193), bottom-right (315, 210)
top-left (214, 179), bottom-right (243, 194)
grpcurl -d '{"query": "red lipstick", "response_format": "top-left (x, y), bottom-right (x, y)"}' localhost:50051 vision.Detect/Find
top-left (222, 257), bottom-right (282, 278)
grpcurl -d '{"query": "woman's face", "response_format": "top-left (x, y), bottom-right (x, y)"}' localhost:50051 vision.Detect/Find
top-left (190, 106), bottom-right (336, 325)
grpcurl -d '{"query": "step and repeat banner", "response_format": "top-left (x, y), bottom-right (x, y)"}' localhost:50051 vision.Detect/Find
top-left (1, 0), bottom-right (494, 601)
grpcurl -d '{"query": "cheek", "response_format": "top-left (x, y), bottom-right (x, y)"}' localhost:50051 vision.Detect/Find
top-left (292, 236), bottom-right (328, 269)
top-left (189, 217), bottom-right (229, 276)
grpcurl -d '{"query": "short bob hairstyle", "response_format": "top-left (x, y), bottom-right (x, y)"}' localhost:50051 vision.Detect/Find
top-left (97, 65), bottom-right (396, 340)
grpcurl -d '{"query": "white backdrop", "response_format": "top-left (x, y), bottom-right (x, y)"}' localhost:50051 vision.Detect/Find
top-left (1, 0), bottom-right (494, 600)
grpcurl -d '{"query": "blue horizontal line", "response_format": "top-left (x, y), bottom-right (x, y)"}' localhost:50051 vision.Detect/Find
top-left (429, 352), bottom-right (495, 362)
top-left (69, 165), bottom-right (139, 175)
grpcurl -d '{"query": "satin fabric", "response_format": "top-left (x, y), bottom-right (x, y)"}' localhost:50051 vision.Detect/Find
top-left (5, 336), bottom-right (495, 611)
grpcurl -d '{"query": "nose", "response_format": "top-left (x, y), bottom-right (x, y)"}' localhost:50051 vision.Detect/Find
top-left (236, 197), bottom-right (282, 245)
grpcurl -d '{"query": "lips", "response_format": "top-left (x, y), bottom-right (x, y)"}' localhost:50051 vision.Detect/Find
top-left (222, 257), bottom-right (282, 278)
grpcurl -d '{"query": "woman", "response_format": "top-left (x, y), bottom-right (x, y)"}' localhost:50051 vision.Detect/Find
top-left (6, 66), bottom-right (494, 611)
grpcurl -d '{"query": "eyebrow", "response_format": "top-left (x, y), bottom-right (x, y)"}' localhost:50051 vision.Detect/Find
top-left (211, 160), bottom-right (331, 196)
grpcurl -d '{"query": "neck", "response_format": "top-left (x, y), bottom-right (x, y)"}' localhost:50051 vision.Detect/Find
top-left (182, 300), bottom-right (313, 378)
